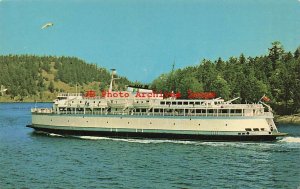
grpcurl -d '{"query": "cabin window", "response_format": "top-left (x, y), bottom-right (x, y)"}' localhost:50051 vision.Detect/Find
top-left (166, 102), bottom-right (171, 105)
top-left (141, 109), bottom-right (146, 112)
top-left (196, 109), bottom-right (201, 113)
top-left (221, 109), bottom-right (228, 113)
top-left (146, 100), bottom-right (149, 102)
top-left (208, 109), bottom-right (213, 113)
top-left (195, 102), bottom-right (200, 105)
top-left (183, 102), bottom-right (188, 105)
top-left (253, 128), bottom-right (259, 131)
top-left (178, 102), bottom-right (182, 105)
top-left (154, 109), bottom-right (159, 113)
top-left (172, 102), bottom-right (176, 105)
top-left (260, 128), bottom-right (265, 131)
top-left (202, 109), bottom-right (207, 113)
top-left (236, 109), bottom-right (242, 113)
top-left (160, 101), bottom-right (165, 105)
top-left (245, 128), bottom-right (252, 131)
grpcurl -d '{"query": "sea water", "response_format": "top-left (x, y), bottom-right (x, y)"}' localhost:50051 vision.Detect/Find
top-left (0, 103), bottom-right (299, 189)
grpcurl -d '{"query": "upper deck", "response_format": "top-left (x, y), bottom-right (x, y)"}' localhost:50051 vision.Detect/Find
top-left (33, 93), bottom-right (272, 118)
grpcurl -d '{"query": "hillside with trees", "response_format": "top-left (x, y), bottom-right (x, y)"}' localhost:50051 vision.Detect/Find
top-left (0, 55), bottom-right (131, 101)
top-left (1, 42), bottom-right (299, 116)
top-left (151, 42), bottom-right (300, 115)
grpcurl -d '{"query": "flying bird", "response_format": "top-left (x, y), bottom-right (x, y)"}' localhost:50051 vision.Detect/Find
top-left (41, 22), bottom-right (54, 29)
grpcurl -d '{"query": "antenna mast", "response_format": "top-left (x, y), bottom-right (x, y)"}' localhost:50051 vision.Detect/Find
top-left (109, 69), bottom-right (117, 92)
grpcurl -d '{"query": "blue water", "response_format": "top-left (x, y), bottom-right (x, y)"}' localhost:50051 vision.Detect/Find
top-left (0, 103), bottom-right (300, 189)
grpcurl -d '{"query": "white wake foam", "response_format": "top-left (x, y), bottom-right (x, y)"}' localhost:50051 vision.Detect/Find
top-left (279, 137), bottom-right (300, 143)
top-left (76, 136), bottom-right (197, 144)
top-left (48, 133), bottom-right (64, 137)
top-left (72, 135), bottom-right (300, 146)
top-left (76, 136), bottom-right (110, 140)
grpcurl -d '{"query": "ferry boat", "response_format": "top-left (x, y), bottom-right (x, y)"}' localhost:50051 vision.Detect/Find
top-left (27, 70), bottom-right (287, 141)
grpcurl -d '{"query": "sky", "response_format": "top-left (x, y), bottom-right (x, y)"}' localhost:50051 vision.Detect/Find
top-left (0, 0), bottom-right (300, 83)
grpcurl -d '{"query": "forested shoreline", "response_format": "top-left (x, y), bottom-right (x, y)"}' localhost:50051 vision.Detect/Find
top-left (152, 42), bottom-right (300, 115)
top-left (0, 55), bottom-right (130, 102)
top-left (0, 41), bottom-right (299, 116)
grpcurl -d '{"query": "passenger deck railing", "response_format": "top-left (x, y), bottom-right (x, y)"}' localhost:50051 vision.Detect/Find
top-left (33, 107), bottom-right (271, 118)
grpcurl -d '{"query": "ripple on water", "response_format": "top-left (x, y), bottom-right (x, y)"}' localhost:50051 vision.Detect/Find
top-left (1, 103), bottom-right (300, 189)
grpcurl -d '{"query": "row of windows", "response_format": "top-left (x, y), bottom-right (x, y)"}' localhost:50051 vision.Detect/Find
top-left (76, 101), bottom-right (102, 104)
top-left (160, 101), bottom-right (202, 105)
top-left (59, 107), bottom-right (243, 115)
top-left (135, 108), bottom-right (242, 114)
top-left (135, 100), bottom-right (150, 103)
top-left (245, 128), bottom-right (265, 131)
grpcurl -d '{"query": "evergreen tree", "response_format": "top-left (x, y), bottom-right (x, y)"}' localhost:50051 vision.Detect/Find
top-left (268, 41), bottom-right (284, 69)
top-left (48, 81), bottom-right (55, 93)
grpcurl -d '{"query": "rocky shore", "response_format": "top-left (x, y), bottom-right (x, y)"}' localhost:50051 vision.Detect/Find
top-left (275, 114), bottom-right (300, 125)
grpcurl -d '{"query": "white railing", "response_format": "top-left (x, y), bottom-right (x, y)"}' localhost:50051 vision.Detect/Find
top-left (31, 108), bottom-right (53, 114)
top-left (58, 93), bottom-right (82, 97)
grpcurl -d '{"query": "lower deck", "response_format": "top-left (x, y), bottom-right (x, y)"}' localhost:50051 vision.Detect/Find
top-left (27, 124), bottom-right (285, 141)
top-left (29, 113), bottom-right (285, 141)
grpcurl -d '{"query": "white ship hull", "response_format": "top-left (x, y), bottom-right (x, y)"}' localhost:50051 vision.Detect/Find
top-left (28, 113), bottom-right (285, 141)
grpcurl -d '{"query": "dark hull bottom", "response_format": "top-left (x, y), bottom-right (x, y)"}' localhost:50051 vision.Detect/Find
top-left (26, 125), bottom-right (281, 142)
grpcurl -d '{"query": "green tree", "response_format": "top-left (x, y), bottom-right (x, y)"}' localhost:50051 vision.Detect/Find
top-left (211, 75), bottom-right (230, 100)
top-left (48, 81), bottom-right (55, 93)
top-left (268, 41), bottom-right (284, 70)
